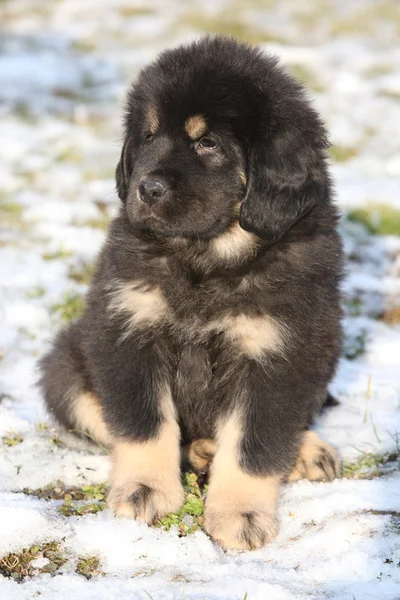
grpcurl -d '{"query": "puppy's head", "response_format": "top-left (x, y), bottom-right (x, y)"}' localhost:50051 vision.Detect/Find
top-left (117, 36), bottom-right (331, 243)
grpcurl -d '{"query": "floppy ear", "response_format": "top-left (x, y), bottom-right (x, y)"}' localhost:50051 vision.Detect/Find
top-left (239, 127), bottom-right (329, 242)
top-left (115, 136), bottom-right (134, 202)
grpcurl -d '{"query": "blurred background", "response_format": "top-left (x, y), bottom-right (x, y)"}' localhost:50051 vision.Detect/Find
top-left (1, 0), bottom-right (400, 406)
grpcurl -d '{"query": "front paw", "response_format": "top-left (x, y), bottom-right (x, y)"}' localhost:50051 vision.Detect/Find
top-left (108, 481), bottom-right (184, 524)
top-left (205, 507), bottom-right (279, 550)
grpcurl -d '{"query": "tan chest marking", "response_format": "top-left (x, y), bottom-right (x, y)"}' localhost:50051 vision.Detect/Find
top-left (210, 221), bottom-right (259, 264)
top-left (222, 313), bottom-right (287, 359)
top-left (108, 280), bottom-right (170, 337)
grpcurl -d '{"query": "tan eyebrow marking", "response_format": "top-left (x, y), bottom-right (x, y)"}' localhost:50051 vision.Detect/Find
top-left (147, 105), bottom-right (159, 134)
top-left (185, 114), bottom-right (207, 139)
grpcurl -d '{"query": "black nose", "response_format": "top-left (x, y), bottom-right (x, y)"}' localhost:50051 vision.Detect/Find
top-left (139, 178), bottom-right (167, 205)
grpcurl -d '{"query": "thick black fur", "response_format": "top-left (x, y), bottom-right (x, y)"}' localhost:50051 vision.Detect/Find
top-left (39, 37), bottom-right (342, 478)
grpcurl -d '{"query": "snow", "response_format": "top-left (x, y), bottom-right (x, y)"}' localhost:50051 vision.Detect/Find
top-left (1, 1), bottom-right (400, 598)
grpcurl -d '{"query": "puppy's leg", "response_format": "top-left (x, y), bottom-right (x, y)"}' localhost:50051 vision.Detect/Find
top-left (84, 327), bottom-right (184, 523)
top-left (38, 322), bottom-right (111, 446)
top-left (41, 318), bottom-right (184, 523)
top-left (204, 411), bottom-right (280, 550)
top-left (287, 430), bottom-right (340, 482)
top-left (204, 354), bottom-right (325, 550)
top-left (108, 387), bottom-right (184, 523)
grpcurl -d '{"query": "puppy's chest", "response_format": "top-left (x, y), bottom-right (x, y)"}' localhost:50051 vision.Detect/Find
top-left (165, 279), bottom-right (236, 342)
top-left (109, 275), bottom-right (285, 360)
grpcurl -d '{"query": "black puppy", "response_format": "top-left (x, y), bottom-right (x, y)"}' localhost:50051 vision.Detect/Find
top-left (39, 36), bottom-right (342, 550)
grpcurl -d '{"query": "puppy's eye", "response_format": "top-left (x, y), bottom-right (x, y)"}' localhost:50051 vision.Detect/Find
top-left (144, 133), bottom-right (153, 143)
top-left (197, 137), bottom-right (218, 150)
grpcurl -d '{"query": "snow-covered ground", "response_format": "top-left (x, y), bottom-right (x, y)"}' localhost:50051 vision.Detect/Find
top-left (1, 1), bottom-right (400, 598)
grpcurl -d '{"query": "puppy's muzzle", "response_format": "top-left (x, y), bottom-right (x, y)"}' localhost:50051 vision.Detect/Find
top-left (139, 178), bottom-right (168, 205)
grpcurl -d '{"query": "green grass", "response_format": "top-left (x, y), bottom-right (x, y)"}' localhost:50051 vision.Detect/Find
top-left (82, 215), bottom-right (110, 230)
top-left (0, 199), bottom-right (24, 229)
top-left (42, 248), bottom-right (72, 261)
top-left (364, 63), bottom-right (394, 78)
top-left (2, 434), bottom-right (23, 447)
top-left (287, 63), bottom-right (325, 93)
top-left (51, 291), bottom-right (85, 323)
top-left (347, 204), bottom-right (400, 236)
top-left (345, 297), bottom-right (362, 317)
top-left (0, 201), bottom-right (23, 215)
top-left (55, 147), bottom-right (83, 164)
top-left (72, 39), bottom-right (98, 53)
top-left (118, 6), bottom-right (155, 18)
top-left (329, 145), bottom-right (359, 162)
top-left (26, 286), bottom-right (46, 299)
top-left (179, 10), bottom-right (285, 45)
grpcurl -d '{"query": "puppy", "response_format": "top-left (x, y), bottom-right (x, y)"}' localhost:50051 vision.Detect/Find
top-left (39, 36), bottom-right (342, 550)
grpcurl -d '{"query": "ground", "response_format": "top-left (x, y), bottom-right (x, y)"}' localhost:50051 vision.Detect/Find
top-left (0, 1), bottom-right (400, 599)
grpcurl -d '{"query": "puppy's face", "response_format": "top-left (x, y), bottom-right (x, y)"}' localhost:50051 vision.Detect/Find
top-left (117, 37), bottom-right (331, 243)
top-left (123, 108), bottom-right (245, 239)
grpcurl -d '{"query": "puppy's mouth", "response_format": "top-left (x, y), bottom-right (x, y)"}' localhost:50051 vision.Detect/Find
top-left (132, 201), bottom-right (178, 237)
top-left (135, 203), bottom-right (171, 227)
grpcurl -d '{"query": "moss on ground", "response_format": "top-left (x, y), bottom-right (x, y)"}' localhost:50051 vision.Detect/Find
top-left (23, 481), bottom-right (107, 516)
top-left (51, 291), bottom-right (85, 323)
top-left (342, 451), bottom-right (399, 479)
top-left (23, 482), bottom-right (108, 517)
top-left (59, 499), bottom-right (107, 517)
top-left (68, 261), bottom-right (95, 284)
top-left (343, 329), bottom-right (367, 360)
top-left (0, 541), bottom-right (67, 582)
top-left (23, 481), bottom-right (107, 501)
top-left (42, 248), bottom-right (72, 260)
top-left (157, 473), bottom-right (205, 536)
top-left (26, 286), bottom-right (46, 299)
top-left (329, 145), bottom-right (359, 162)
top-left (76, 555), bottom-right (104, 579)
top-left (347, 204), bottom-right (400, 236)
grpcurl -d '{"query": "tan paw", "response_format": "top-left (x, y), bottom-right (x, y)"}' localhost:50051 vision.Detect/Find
top-left (184, 438), bottom-right (216, 474)
top-left (287, 430), bottom-right (340, 482)
top-left (205, 507), bottom-right (279, 550)
top-left (108, 480), bottom-right (184, 524)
